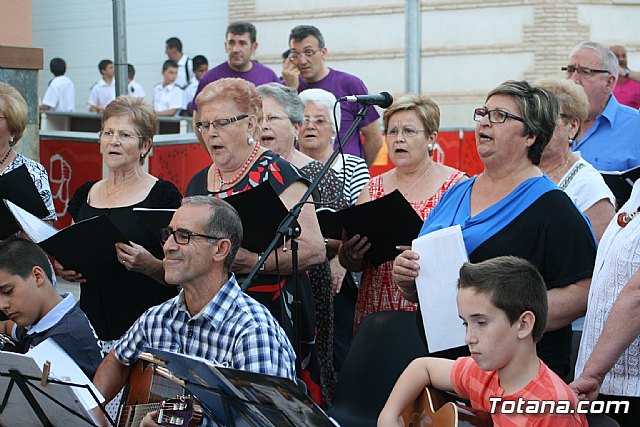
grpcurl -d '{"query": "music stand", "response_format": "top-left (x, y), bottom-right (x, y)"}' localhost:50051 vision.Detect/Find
top-left (0, 354), bottom-right (113, 427)
top-left (142, 348), bottom-right (335, 427)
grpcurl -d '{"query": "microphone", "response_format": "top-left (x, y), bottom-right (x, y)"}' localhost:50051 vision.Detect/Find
top-left (338, 92), bottom-right (393, 108)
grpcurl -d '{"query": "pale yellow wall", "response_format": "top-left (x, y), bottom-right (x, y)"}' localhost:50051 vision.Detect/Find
top-left (0, 0), bottom-right (32, 47)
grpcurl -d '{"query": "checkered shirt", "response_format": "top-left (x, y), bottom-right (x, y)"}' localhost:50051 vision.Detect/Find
top-left (114, 274), bottom-right (296, 380)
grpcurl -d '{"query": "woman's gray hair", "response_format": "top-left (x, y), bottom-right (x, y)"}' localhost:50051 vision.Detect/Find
top-left (486, 80), bottom-right (559, 166)
top-left (569, 41), bottom-right (619, 79)
top-left (299, 88), bottom-right (341, 134)
top-left (257, 83), bottom-right (304, 125)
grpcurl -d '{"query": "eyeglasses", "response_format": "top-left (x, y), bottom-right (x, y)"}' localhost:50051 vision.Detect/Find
top-left (196, 114), bottom-right (248, 133)
top-left (99, 129), bottom-right (143, 143)
top-left (562, 65), bottom-right (610, 78)
top-left (473, 108), bottom-right (525, 124)
top-left (385, 126), bottom-right (426, 138)
top-left (160, 227), bottom-right (223, 245)
top-left (263, 114), bottom-right (289, 124)
top-left (288, 48), bottom-right (320, 62)
top-left (302, 117), bottom-right (330, 127)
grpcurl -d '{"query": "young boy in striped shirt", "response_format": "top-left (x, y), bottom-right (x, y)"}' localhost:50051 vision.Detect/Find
top-left (378, 256), bottom-right (587, 427)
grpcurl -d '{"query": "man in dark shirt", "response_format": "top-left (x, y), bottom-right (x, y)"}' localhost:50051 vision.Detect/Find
top-left (0, 237), bottom-right (102, 378)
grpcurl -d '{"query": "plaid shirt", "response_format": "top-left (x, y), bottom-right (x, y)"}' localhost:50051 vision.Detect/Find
top-left (114, 274), bottom-right (296, 380)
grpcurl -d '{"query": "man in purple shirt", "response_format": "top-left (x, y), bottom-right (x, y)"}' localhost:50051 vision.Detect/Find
top-left (190, 22), bottom-right (278, 111)
top-left (611, 45), bottom-right (640, 110)
top-left (282, 25), bottom-right (383, 166)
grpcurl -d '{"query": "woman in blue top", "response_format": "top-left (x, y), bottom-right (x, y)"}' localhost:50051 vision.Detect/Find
top-left (391, 80), bottom-right (597, 378)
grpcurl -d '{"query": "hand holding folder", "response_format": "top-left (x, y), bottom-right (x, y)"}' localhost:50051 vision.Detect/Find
top-left (337, 190), bottom-right (424, 266)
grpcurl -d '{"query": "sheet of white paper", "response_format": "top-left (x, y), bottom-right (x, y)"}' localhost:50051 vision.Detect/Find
top-left (26, 338), bottom-right (104, 410)
top-left (0, 350), bottom-right (99, 426)
top-left (5, 199), bottom-right (58, 242)
top-left (413, 225), bottom-right (468, 353)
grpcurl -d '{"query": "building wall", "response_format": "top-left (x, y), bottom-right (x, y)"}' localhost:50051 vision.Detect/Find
top-left (234, 0), bottom-right (640, 128)
top-left (0, 0), bottom-right (32, 46)
top-left (30, 0), bottom-right (640, 126)
top-left (32, 0), bottom-right (227, 112)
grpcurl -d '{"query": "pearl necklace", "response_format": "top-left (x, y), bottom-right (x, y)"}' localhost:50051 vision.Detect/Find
top-left (617, 205), bottom-right (640, 227)
top-left (0, 148), bottom-right (12, 166)
top-left (396, 163), bottom-right (432, 196)
top-left (215, 141), bottom-right (261, 190)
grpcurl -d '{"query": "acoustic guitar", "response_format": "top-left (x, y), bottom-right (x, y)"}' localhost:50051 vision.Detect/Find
top-left (117, 359), bottom-right (202, 427)
top-left (401, 387), bottom-right (493, 427)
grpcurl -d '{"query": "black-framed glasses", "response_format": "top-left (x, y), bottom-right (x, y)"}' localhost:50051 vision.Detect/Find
top-left (562, 65), bottom-right (610, 78)
top-left (196, 114), bottom-right (248, 133)
top-left (98, 129), bottom-right (143, 143)
top-left (288, 48), bottom-right (320, 62)
top-left (473, 108), bottom-right (525, 124)
top-left (161, 227), bottom-right (223, 245)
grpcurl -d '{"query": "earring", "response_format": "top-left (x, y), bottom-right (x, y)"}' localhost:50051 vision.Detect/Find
top-left (140, 153), bottom-right (144, 159)
top-left (427, 143), bottom-right (434, 152)
top-left (247, 137), bottom-right (254, 145)
top-left (331, 136), bottom-right (336, 145)
top-left (294, 136), bottom-right (299, 148)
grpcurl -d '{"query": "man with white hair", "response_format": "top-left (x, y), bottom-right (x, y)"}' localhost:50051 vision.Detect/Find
top-left (565, 41), bottom-right (640, 172)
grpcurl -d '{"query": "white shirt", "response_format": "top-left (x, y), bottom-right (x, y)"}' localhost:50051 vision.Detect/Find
top-left (128, 80), bottom-right (146, 99)
top-left (175, 54), bottom-right (194, 89)
top-left (152, 82), bottom-right (183, 114)
top-left (88, 78), bottom-right (115, 110)
top-left (182, 79), bottom-right (198, 110)
top-left (575, 180), bottom-right (640, 396)
top-left (561, 157), bottom-right (615, 212)
top-left (42, 75), bottom-right (75, 112)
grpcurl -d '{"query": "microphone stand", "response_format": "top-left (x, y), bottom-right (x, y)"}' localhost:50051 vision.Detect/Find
top-left (241, 104), bottom-right (371, 377)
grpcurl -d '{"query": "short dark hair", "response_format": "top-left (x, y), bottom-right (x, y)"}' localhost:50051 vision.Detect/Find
top-left (127, 63), bottom-right (136, 79)
top-left (192, 55), bottom-right (208, 70)
top-left (289, 25), bottom-right (325, 49)
top-left (458, 256), bottom-right (548, 343)
top-left (181, 196), bottom-right (243, 272)
top-left (226, 22), bottom-right (257, 44)
top-left (98, 59), bottom-right (113, 73)
top-left (486, 80), bottom-right (559, 166)
top-left (163, 59), bottom-right (178, 72)
top-left (281, 49), bottom-right (291, 61)
top-left (165, 37), bottom-right (183, 52)
top-left (50, 58), bottom-right (66, 76)
top-left (0, 238), bottom-right (53, 283)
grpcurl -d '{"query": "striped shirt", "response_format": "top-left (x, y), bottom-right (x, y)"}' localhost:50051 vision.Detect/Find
top-left (332, 153), bottom-right (370, 206)
top-left (114, 273), bottom-right (296, 379)
top-left (451, 356), bottom-right (587, 426)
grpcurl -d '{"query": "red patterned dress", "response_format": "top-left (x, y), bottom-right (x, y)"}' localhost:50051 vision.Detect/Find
top-left (353, 170), bottom-right (465, 331)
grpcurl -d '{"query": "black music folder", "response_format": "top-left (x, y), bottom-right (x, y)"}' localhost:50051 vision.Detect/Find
top-left (224, 182), bottom-right (291, 254)
top-left (601, 165), bottom-right (640, 206)
top-left (0, 164), bottom-right (50, 239)
top-left (38, 216), bottom-right (129, 283)
top-left (143, 347), bottom-right (334, 427)
top-left (337, 190), bottom-right (423, 266)
top-left (316, 207), bottom-right (342, 240)
top-left (133, 208), bottom-right (176, 243)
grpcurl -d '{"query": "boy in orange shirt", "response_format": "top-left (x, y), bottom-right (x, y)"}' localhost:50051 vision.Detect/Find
top-left (378, 256), bottom-right (587, 427)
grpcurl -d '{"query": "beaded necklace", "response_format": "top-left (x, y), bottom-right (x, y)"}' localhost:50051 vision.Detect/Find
top-left (617, 205), bottom-right (640, 228)
top-left (0, 148), bottom-right (12, 166)
top-left (215, 141), bottom-right (261, 190)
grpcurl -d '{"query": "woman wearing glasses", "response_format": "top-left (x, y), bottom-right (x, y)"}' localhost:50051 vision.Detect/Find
top-left (58, 96), bottom-right (181, 354)
top-left (185, 78), bottom-right (326, 403)
top-left (338, 94), bottom-right (465, 332)
top-left (393, 81), bottom-right (597, 378)
top-left (535, 77), bottom-right (615, 242)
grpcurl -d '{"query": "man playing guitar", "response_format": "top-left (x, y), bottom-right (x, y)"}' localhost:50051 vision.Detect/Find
top-left (92, 197), bottom-right (296, 426)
